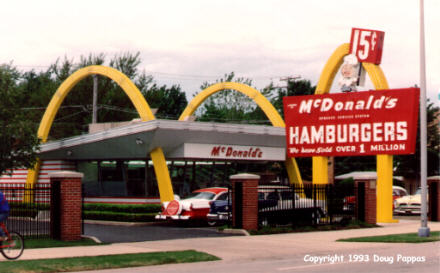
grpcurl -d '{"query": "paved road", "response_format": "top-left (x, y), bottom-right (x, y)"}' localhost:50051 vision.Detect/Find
top-left (83, 222), bottom-right (238, 243)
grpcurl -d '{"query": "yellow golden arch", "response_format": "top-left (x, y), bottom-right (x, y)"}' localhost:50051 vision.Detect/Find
top-left (26, 66), bottom-right (302, 203)
top-left (179, 82), bottom-right (302, 185)
top-left (313, 43), bottom-right (395, 223)
top-left (25, 65), bottom-right (174, 202)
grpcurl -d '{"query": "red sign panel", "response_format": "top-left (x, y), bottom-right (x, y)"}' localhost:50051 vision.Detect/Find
top-left (164, 200), bottom-right (181, 216)
top-left (350, 28), bottom-right (385, 64)
top-left (283, 88), bottom-right (419, 158)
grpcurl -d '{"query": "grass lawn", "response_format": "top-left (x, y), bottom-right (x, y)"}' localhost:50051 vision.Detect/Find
top-left (338, 231), bottom-right (440, 243)
top-left (246, 220), bottom-right (378, 235)
top-left (0, 250), bottom-right (220, 273)
top-left (24, 237), bottom-right (105, 249)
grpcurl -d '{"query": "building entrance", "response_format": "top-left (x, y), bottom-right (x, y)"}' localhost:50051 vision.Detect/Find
top-left (79, 159), bottom-right (286, 201)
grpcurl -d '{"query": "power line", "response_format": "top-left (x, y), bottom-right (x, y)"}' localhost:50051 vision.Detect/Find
top-left (12, 64), bottom-right (285, 82)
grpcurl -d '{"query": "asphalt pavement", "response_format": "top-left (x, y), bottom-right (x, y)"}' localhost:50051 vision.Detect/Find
top-left (83, 221), bottom-right (239, 243)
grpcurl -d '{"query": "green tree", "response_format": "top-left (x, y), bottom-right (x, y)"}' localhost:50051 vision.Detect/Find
top-left (195, 72), bottom-right (269, 124)
top-left (0, 64), bottom-right (40, 175)
top-left (17, 52), bottom-right (188, 140)
top-left (395, 100), bottom-right (440, 178)
top-left (270, 79), bottom-right (315, 118)
top-left (142, 84), bottom-right (187, 119)
top-left (267, 79), bottom-right (316, 181)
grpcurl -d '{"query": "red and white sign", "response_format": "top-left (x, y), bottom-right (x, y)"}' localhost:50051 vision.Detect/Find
top-left (350, 28), bottom-right (385, 65)
top-left (283, 88), bottom-right (419, 157)
top-left (164, 200), bottom-right (181, 216)
top-left (180, 143), bottom-right (285, 161)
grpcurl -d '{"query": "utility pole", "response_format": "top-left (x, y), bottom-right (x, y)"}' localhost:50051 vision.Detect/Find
top-left (92, 75), bottom-right (98, 124)
top-left (277, 75), bottom-right (301, 88)
top-left (418, 0), bottom-right (430, 237)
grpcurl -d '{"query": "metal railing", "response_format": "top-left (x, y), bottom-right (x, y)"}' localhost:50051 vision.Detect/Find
top-left (0, 183), bottom-right (51, 238)
top-left (257, 184), bottom-right (357, 227)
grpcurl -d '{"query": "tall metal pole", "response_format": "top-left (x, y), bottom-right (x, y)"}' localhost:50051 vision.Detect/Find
top-left (92, 75), bottom-right (98, 124)
top-left (418, 0), bottom-right (430, 237)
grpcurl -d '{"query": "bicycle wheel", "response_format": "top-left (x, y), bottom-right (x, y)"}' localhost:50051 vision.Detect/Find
top-left (0, 232), bottom-right (24, 260)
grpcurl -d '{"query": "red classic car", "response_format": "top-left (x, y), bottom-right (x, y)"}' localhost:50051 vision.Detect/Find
top-left (155, 187), bottom-right (228, 222)
top-left (344, 185), bottom-right (408, 210)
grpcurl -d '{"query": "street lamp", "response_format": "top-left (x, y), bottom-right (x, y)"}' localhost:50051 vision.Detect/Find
top-left (418, 0), bottom-right (430, 237)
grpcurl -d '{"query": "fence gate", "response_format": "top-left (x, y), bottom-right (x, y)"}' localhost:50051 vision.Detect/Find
top-left (429, 183), bottom-right (438, 221)
top-left (258, 184), bottom-right (357, 227)
top-left (1, 183), bottom-right (51, 238)
top-left (356, 183), bottom-right (365, 222)
top-left (50, 181), bottom-right (61, 239)
top-left (233, 183), bottom-right (243, 228)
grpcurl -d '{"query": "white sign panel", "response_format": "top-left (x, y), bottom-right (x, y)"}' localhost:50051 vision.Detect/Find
top-left (182, 143), bottom-right (285, 161)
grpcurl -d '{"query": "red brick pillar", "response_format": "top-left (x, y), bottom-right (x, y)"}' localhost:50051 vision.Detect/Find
top-left (427, 176), bottom-right (440, 221)
top-left (49, 171), bottom-right (83, 241)
top-left (230, 173), bottom-right (259, 231)
top-left (355, 179), bottom-right (376, 225)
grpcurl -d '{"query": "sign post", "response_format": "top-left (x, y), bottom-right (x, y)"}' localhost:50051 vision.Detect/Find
top-left (418, 0), bottom-right (430, 237)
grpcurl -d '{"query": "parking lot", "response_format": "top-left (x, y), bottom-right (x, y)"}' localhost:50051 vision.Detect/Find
top-left (83, 215), bottom-right (424, 243)
top-left (83, 222), bottom-right (237, 243)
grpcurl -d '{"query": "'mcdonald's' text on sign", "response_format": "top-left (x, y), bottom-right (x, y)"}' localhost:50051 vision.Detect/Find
top-left (283, 88), bottom-right (419, 157)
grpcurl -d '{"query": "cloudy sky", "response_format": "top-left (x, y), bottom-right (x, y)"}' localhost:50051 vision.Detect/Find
top-left (1, 0), bottom-right (438, 104)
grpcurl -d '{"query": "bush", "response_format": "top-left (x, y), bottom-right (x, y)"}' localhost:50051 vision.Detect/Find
top-left (9, 202), bottom-right (163, 222)
top-left (83, 211), bottom-right (157, 222)
top-left (83, 203), bottom-right (161, 214)
top-left (9, 202), bottom-right (50, 210)
top-left (9, 208), bottom-right (39, 218)
top-left (82, 203), bottom-right (162, 222)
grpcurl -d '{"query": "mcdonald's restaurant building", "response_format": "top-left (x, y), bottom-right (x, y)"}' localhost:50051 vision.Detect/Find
top-left (34, 119), bottom-right (288, 203)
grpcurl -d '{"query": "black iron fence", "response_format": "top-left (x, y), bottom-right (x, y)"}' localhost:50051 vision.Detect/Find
top-left (258, 184), bottom-right (357, 227)
top-left (0, 183), bottom-right (51, 238)
top-left (228, 183), bottom-right (358, 228)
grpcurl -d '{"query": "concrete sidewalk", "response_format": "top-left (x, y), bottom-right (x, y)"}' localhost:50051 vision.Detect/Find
top-left (18, 220), bottom-right (440, 262)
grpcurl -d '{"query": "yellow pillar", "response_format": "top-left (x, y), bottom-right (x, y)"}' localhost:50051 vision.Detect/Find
top-left (363, 63), bottom-right (396, 223)
top-left (376, 155), bottom-right (396, 222)
top-left (312, 157), bottom-right (328, 185)
top-left (150, 147), bottom-right (175, 202)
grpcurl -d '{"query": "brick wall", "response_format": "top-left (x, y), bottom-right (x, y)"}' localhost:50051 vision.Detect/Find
top-left (231, 173), bottom-right (259, 231)
top-left (49, 171), bottom-right (83, 241)
top-left (355, 180), bottom-right (377, 225)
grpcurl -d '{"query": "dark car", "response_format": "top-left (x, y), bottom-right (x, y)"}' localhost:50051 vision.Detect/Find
top-left (206, 191), bottom-right (278, 226)
top-left (207, 199), bottom-right (230, 226)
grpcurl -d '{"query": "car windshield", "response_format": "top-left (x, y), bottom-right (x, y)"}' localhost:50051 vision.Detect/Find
top-left (415, 188), bottom-right (422, 195)
top-left (185, 192), bottom-right (216, 200)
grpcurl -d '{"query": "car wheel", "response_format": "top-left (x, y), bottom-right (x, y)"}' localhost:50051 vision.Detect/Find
top-left (312, 210), bottom-right (321, 224)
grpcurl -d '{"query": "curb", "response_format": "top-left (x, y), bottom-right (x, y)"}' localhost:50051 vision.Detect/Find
top-left (81, 235), bottom-right (102, 243)
top-left (218, 228), bottom-right (250, 236)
